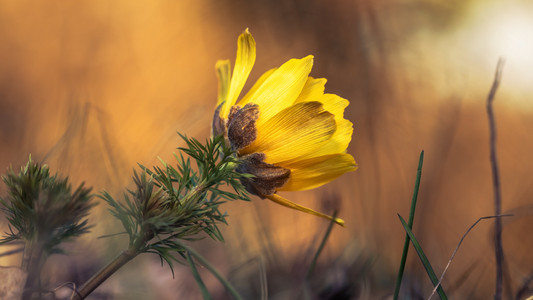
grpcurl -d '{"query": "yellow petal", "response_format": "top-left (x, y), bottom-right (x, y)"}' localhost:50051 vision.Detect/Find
top-left (313, 94), bottom-right (352, 156)
top-left (265, 193), bottom-right (345, 226)
top-left (238, 68), bottom-right (276, 105)
top-left (278, 153), bottom-right (357, 191)
top-left (241, 102), bottom-right (336, 164)
top-left (293, 77), bottom-right (327, 104)
top-left (215, 59), bottom-right (231, 106)
top-left (290, 94), bottom-right (352, 160)
top-left (318, 93), bottom-right (349, 119)
top-left (221, 29), bottom-right (256, 118)
top-left (292, 118), bottom-right (353, 161)
top-left (248, 55), bottom-right (314, 126)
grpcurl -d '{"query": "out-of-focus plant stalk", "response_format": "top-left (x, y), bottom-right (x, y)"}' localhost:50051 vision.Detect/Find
top-left (21, 239), bottom-right (46, 300)
top-left (177, 241), bottom-right (243, 300)
top-left (486, 58), bottom-right (505, 300)
top-left (71, 226), bottom-right (154, 300)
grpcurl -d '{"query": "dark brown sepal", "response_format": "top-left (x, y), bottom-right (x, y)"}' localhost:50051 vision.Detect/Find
top-left (236, 152), bottom-right (290, 196)
top-left (212, 102), bottom-right (226, 137)
top-left (227, 103), bottom-right (259, 151)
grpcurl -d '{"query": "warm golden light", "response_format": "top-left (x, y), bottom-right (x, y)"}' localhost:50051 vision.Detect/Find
top-left (2, 1), bottom-right (533, 299)
top-left (495, 16), bottom-right (533, 65)
top-left (468, 2), bottom-right (533, 91)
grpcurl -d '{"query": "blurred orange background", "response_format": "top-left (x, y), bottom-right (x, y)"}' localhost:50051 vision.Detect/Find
top-left (1, 0), bottom-right (533, 299)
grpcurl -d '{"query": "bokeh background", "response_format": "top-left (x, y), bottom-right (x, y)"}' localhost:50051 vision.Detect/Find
top-left (1, 0), bottom-right (533, 299)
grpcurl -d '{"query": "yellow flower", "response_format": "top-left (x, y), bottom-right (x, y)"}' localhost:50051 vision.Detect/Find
top-left (213, 29), bottom-right (357, 226)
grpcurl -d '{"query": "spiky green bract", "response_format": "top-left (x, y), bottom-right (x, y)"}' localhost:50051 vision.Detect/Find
top-left (100, 171), bottom-right (167, 249)
top-left (102, 134), bottom-right (251, 274)
top-left (0, 157), bottom-right (94, 255)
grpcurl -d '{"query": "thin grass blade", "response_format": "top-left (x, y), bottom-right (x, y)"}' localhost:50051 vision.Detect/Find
top-left (393, 150), bottom-right (424, 300)
top-left (398, 214), bottom-right (448, 300)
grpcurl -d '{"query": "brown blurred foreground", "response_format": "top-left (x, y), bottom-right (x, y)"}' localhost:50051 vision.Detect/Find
top-left (1, 0), bottom-right (533, 299)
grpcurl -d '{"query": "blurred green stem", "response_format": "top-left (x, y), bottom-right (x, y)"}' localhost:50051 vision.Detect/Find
top-left (306, 211), bottom-right (337, 280)
top-left (175, 241), bottom-right (243, 300)
top-left (71, 227), bottom-right (153, 300)
top-left (303, 211), bottom-right (338, 300)
top-left (21, 239), bottom-right (46, 300)
top-left (186, 251), bottom-right (212, 300)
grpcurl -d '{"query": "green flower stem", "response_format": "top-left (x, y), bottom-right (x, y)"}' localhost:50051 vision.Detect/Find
top-left (71, 229), bottom-right (153, 300)
top-left (71, 247), bottom-right (138, 300)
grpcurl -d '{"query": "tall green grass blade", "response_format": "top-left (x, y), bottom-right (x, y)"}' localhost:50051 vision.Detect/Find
top-left (393, 150), bottom-right (424, 300)
top-left (398, 214), bottom-right (448, 300)
top-left (186, 251), bottom-right (212, 300)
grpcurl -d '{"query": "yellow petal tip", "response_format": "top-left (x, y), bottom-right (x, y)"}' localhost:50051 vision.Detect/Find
top-left (215, 59), bottom-right (230, 67)
top-left (241, 28), bottom-right (252, 39)
top-left (265, 194), bottom-right (345, 227)
top-left (333, 217), bottom-right (345, 227)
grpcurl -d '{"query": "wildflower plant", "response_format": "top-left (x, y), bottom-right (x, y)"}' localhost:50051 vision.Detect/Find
top-left (213, 29), bottom-right (357, 225)
top-left (72, 134), bottom-right (250, 299)
top-left (0, 26), bottom-right (517, 300)
top-left (0, 29), bottom-right (357, 299)
top-left (0, 158), bottom-right (94, 298)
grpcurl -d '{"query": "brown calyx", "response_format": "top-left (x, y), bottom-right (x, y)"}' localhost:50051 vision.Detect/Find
top-left (211, 102), bottom-right (225, 137)
top-left (236, 152), bottom-right (291, 197)
top-left (227, 103), bottom-right (259, 151)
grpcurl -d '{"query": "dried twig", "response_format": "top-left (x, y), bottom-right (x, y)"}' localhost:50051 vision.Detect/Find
top-left (427, 214), bottom-right (512, 300)
top-left (486, 58), bottom-right (505, 300)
